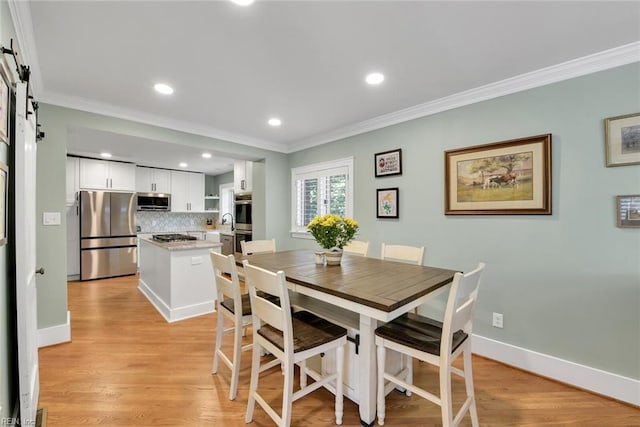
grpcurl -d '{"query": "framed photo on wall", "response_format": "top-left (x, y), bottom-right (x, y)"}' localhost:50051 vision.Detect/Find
top-left (0, 60), bottom-right (10, 145)
top-left (377, 187), bottom-right (399, 218)
top-left (375, 149), bottom-right (402, 177)
top-left (0, 162), bottom-right (7, 245)
top-left (616, 195), bottom-right (640, 228)
top-left (445, 134), bottom-right (552, 215)
top-left (605, 112), bottom-right (640, 167)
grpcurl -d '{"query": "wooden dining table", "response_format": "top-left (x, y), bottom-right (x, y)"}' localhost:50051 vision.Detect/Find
top-left (235, 249), bottom-right (458, 426)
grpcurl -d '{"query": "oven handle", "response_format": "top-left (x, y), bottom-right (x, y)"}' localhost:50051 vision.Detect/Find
top-left (234, 200), bottom-right (252, 205)
top-left (234, 230), bottom-right (252, 235)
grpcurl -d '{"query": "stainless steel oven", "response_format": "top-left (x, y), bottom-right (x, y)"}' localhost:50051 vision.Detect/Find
top-left (234, 230), bottom-right (252, 254)
top-left (234, 193), bottom-right (252, 231)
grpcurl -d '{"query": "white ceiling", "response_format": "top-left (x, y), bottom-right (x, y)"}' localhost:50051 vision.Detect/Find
top-left (13, 1), bottom-right (640, 174)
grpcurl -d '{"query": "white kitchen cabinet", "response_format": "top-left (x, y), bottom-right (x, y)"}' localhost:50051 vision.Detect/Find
top-left (66, 157), bottom-right (79, 206)
top-left (234, 160), bottom-right (253, 193)
top-left (79, 158), bottom-right (136, 191)
top-left (66, 205), bottom-right (80, 277)
top-left (66, 157), bottom-right (81, 277)
top-left (170, 170), bottom-right (205, 212)
top-left (136, 166), bottom-right (171, 194)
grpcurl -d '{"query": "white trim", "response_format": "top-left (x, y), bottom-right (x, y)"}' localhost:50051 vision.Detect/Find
top-left (472, 334), bottom-right (640, 407)
top-left (37, 311), bottom-right (71, 348)
top-left (138, 279), bottom-right (215, 323)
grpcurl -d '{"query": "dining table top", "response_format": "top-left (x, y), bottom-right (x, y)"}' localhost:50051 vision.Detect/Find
top-left (235, 249), bottom-right (458, 313)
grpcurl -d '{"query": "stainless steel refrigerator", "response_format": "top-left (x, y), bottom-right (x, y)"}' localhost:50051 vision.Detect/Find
top-left (80, 191), bottom-right (137, 280)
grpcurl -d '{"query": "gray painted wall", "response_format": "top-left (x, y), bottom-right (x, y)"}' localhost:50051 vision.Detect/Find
top-left (287, 63), bottom-right (640, 379)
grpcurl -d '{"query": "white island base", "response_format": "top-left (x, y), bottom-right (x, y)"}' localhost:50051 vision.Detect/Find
top-left (138, 238), bottom-right (221, 322)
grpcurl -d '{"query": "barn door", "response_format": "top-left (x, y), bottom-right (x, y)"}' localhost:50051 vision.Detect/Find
top-left (14, 80), bottom-right (40, 425)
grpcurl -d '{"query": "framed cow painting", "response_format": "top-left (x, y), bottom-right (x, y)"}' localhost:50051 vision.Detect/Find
top-left (444, 134), bottom-right (552, 215)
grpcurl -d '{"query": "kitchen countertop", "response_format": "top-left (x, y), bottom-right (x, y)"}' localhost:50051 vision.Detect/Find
top-left (140, 236), bottom-right (222, 251)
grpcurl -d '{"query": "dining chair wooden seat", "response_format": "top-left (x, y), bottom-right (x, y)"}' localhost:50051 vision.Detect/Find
top-left (210, 251), bottom-right (253, 401)
top-left (243, 259), bottom-right (348, 426)
top-left (375, 262), bottom-right (485, 427)
top-left (343, 240), bottom-right (369, 257)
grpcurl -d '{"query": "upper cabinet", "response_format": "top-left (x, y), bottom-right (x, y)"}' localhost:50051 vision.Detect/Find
top-left (136, 166), bottom-right (171, 194)
top-left (234, 160), bottom-right (253, 194)
top-left (66, 157), bottom-right (80, 206)
top-left (170, 170), bottom-right (205, 212)
top-left (79, 158), bottom-right (136, 191)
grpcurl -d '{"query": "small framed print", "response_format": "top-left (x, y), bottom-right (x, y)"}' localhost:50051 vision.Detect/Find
top-left (375, 149), bottom-right (402, 177)
top-left (377, 187), bottom-right (399, 219)
top-left (616, 195), bottom-right (640, 228)
top-left (0, 162), bottom-right (7, 245)
top-left (0, 60), bottom-right (10, 145)
top-left (605, 113), bottom-right (640, 167)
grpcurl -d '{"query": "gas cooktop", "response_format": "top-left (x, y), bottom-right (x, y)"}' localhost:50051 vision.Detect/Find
top-left (152, 234), bottom-right (197, 242)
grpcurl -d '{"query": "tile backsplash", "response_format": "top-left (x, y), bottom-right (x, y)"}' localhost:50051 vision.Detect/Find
top-left (137, 211), bottom-right (218, 233)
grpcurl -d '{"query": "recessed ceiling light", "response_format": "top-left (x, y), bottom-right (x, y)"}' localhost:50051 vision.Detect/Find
top-left (268, 118), bottom-right (282, 127)
top-left (100, 152), bottom-right (112, 158)
top-left (365, 72), bottom-right (385, 85)
top-left (179, 162), bottom-right (188, 168)
top-left (154, 83), bottom-right (174, 95)
top-left (202, 153), bottom-right (212, 159)
top-left (231, 0), bottom-right (254, 6)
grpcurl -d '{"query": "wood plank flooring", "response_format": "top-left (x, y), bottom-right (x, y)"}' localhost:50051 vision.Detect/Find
top-left (38, 275), bottom-right (639, 426)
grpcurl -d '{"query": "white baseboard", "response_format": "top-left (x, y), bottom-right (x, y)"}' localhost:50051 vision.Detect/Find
top-left (138, 280), bottom-right (214, 323)
top-left (38, 310), bottom-right (71, 347)
top-left (472, 334), bottom-right (640, 407)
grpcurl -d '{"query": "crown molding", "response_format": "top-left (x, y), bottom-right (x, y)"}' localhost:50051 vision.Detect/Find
top-left (290, 41), bottom-right (640, 153)
top-left (40, 90), bottom-right (290, 153)
top-left (7, 0), bottom-right (43, 96)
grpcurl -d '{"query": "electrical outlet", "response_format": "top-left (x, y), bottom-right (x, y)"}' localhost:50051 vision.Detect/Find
top-left (492, 312), bottom-right (504, 328)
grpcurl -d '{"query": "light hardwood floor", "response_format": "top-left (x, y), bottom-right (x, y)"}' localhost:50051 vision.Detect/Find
top-left (38, 275), bottom-right (639, 426)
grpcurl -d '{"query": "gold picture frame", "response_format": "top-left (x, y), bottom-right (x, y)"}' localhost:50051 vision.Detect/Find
top-left (445, 134), bottom-right (552, 215)
top-left (605, 112), bottom-right (640, 167)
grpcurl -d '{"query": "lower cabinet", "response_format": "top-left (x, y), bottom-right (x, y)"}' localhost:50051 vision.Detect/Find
top-left (221, 234), bottom-right (234, 255)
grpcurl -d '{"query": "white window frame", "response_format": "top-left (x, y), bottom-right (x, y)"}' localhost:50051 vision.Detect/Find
top-left (290, 157), bottom-right (354, 239)
top-left (219, 182), bottom-right (234, 222)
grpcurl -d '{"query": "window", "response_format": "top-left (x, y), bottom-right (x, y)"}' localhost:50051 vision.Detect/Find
top-left (291, 157), bottom-right (354, 237)
top-left (219, 183), bottom-right (234, 219)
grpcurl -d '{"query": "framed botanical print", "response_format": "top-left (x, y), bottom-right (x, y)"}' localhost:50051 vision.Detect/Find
top-left (377, 187), bottom-right (399, 218)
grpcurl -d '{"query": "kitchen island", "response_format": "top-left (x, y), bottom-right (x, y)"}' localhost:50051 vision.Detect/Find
top-left (138, 236), bottom-right (222, 322)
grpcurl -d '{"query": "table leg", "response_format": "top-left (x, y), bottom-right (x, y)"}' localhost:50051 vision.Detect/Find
top-left (358, 314), bottom-right (377, 426)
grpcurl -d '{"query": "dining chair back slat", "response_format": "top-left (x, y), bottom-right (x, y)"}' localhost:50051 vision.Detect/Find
top-left (241, 239), bottom-right (276, 256)
top-left (381, 243), bottom-right (424, 265)
top-left (343, 240), bottom-right (369, 257)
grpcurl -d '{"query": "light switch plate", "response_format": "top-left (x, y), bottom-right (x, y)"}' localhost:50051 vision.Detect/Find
top-left (42, 212), bottom-right (61, 225)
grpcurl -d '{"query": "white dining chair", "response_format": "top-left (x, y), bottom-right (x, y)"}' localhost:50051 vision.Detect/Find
top-left (375, 262), bottom-right (486, 426)
top-left (210, 251), bottom-right (252, 400)
top-left (243, 259), bottom-right (347, 426)
top-left (381, 243), bottom-right (425, 265)
top-left (343, 240), bottom-right (369, 257)
top-left (241, 239), bottom-right (276, 256)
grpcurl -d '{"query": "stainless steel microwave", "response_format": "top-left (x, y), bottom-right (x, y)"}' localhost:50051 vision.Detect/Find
top-left (137, 193), bottom-right (171, 211)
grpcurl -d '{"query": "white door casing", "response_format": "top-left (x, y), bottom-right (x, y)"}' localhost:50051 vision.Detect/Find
top-left (15, 81), bottom-right (39, 425)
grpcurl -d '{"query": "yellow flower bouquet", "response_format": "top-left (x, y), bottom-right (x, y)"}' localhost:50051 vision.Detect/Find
top-left (307, 214), bottom-right (359, 250)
